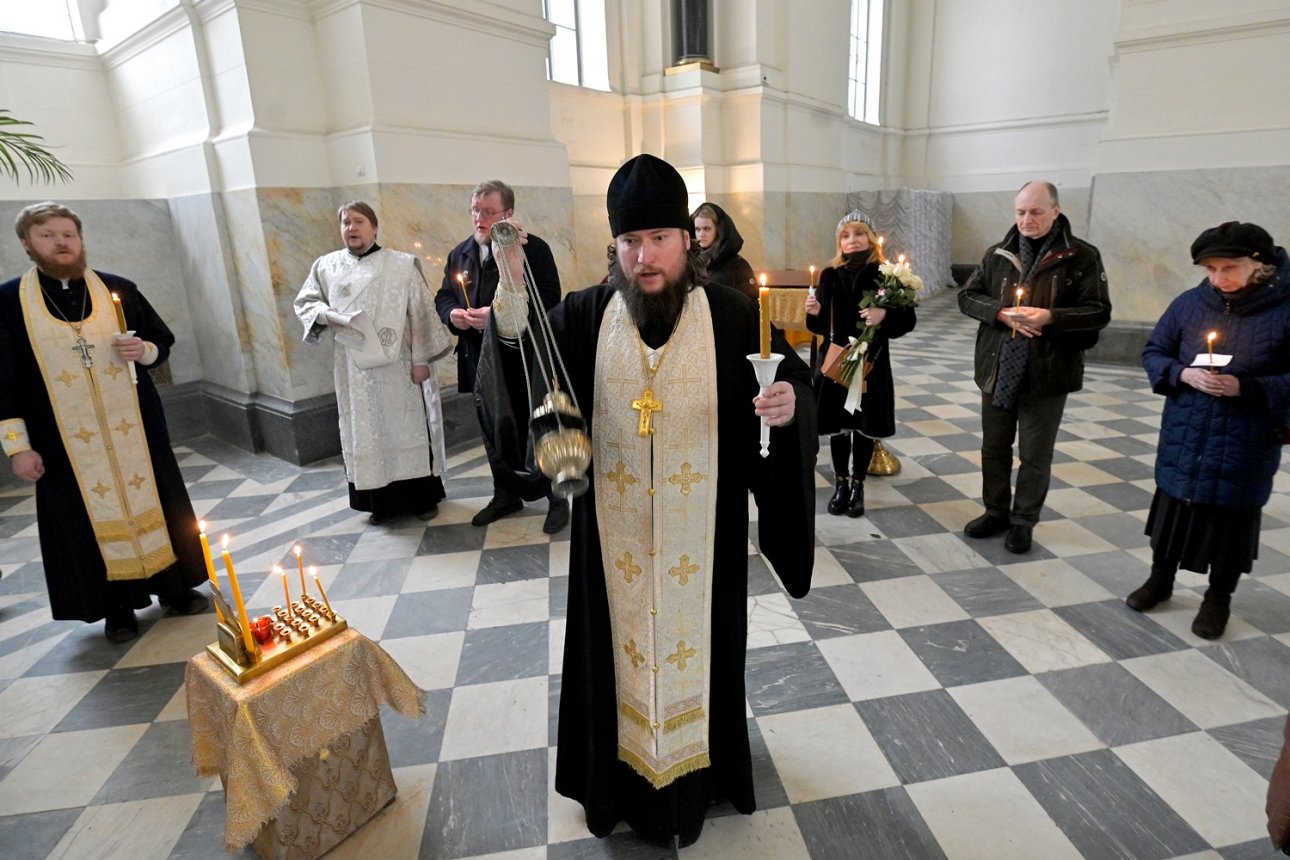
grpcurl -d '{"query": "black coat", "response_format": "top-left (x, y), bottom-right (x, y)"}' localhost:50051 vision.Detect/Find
top-left (957, 213), bottom-right (1111, 398)
top-left (0, 271), bottom-right (205, 621)
top-left (434, 232), bottom-right (561, 393)
top-left (475, 281), bottom-right (817, 842)
top-left (806, 263), bottom-right (916, 436)
top-left (696, 203), bottom-right (757, 300)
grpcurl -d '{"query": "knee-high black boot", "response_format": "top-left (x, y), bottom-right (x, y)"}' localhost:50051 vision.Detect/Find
top-left (828, 434), bottom-right (850, 516)
top-left (1193, 563), bottom-right (1241, 640)
top-left (1126, 552), bottom-right (1178, 612)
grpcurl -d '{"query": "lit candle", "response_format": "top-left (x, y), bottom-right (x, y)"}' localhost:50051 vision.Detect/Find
top-left (898, 253), bottom-right (906, 266)
top-left (221, 535), bottom-right (256, 655)
top-left (1015, 287), bottom-right (1024, 309)
top-left (1207, 331), bottom-right (1217, 368)
top-left (294, 544), bottom-right (308, 597)
top-left (111, 292), bottom-right (127, 333)
top-left (456, 272), bottom-right (472, 309)
top-left (311, 566), bottom-right (333, 614)
top-left (198, 522), bottom-right (225, 624)
top-left (758, 275), bottom-right (771, 359)
top-left (808, 265), bottom-right (816, 288)
top-left (878, 236), bottom-right (885, 249)
top-left (277, 565), bottom-right (292, 617)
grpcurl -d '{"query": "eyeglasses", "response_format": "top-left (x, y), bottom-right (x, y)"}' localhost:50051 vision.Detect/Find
top-left (470, 207), bottom-right (507, 220)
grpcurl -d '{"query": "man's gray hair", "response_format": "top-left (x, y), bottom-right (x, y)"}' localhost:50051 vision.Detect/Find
top-left (472, 180), bottom-right (515, 211)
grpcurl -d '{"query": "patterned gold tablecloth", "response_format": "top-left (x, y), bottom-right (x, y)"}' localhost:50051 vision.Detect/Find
top-left (767, 287), bottom-right (811, 331)
top-left (186, 628), bottom-right (424, 850)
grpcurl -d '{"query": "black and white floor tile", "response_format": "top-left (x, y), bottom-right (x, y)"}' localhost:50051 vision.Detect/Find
top-left (1, 289), bottom-right (1287, 859)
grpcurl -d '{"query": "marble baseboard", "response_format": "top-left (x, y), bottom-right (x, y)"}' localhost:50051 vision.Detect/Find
top-left (1086, 321), bottom-right (1153, 368)
top-left (159, 384), bottom-right (481, 466)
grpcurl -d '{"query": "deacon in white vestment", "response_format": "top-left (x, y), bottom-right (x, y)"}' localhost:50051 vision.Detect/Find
top-left (295, 201), bottom-right (452, 524)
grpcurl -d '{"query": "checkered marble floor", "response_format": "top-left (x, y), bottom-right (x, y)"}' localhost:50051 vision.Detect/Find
top-left (2, 289), bottom-right (1289, 859)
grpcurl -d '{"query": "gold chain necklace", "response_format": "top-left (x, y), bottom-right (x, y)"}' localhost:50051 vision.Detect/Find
top-left (630, 333), bottom-right (674, 438)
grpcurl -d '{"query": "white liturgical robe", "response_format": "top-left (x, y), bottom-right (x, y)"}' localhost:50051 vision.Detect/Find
top-left (295, 247), bottom-right (451, 490)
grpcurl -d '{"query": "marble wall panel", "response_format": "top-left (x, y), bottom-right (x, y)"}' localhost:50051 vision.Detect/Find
top-left (167, 193), bottom-right (247, 391)
top-left (1088, 167), bottom-right (1290, 324)
top-left (571, 193), bottom-right (612, 289)
top-left (0, 198), bottom-right (202, 386)
top-left (951, 187), bottom-right (1092, 267)
top-left (254, 186), bottom-right (343, 401)
top-left (786, 191), bottom-right (854, 273)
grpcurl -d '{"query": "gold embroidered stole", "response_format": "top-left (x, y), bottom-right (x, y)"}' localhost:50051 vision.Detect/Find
top-left (593, 289), bottom-right (719, 789)
top-left (20, 268), bottom-right (176, 580)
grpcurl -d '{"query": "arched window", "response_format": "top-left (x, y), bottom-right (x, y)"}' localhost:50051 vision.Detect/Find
top-left (543, 0), bottom-right (610, 91)
top-left (848, 0), bottom-right (884, 125)
top-left (0, 0), bottom-right (86, 41)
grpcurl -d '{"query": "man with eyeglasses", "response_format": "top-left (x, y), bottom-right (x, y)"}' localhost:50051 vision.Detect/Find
top-left (435, 179), bottom-right (567, 533)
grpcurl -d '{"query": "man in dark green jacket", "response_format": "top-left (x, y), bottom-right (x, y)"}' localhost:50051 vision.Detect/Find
top-left (957, 180), bottom-right (1111, 553)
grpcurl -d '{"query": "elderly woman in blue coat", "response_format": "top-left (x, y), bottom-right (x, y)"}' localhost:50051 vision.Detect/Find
top-left (1129, 222), bottom-right (1290, 639)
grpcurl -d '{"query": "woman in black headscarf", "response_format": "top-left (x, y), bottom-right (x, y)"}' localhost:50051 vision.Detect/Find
top-left (691, 202), bottom-right (757, 300)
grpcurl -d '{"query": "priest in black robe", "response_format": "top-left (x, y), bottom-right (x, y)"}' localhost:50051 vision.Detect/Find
top-left (0, 202), bottom-right (207, 643)
top-left (475, 155), bottom-right (817, 847)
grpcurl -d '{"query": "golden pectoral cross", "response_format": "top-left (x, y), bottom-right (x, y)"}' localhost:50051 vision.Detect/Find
top-left (631, 388), bottom-right (662, 437)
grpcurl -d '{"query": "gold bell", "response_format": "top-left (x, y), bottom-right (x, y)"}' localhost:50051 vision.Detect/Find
top-left (867, 439), bottom-right (901, 476)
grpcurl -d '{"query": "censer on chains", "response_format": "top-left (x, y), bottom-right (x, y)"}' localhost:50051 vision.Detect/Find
top-left (489, 221), bottom-right (591, 498)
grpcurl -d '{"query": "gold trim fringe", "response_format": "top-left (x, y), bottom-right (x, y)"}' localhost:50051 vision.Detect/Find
top-left (663, 707), bottom-right (705, 734)
top-left (618, 701), bottom-right (653, 733)
top-left (618, 745), bottom-right (711, 790)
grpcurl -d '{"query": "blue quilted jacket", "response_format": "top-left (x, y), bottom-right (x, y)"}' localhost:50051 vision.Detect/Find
top-left (1142, 247), bottom-right (1290, 508)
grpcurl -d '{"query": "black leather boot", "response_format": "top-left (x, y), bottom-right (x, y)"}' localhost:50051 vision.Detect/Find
top-left (1192, 589), bottom-right (1232, 639)
top-left (846, 478), bottom-right (865, 518)
top-left (828, 477), bottom-right (849, 515)
top-left (1125, 564), bottom-right (1176, 612)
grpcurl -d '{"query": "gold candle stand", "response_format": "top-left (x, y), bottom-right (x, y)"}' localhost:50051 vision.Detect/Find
top-left (867, 439), bottom-right (902, 476)
top-left (206, 590), bottom-right (347, 684)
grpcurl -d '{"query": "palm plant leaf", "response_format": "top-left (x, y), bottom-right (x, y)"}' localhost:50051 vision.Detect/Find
top-left (0, 110), bottom-right (73, 185)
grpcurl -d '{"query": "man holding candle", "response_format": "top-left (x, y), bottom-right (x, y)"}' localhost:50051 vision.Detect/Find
top-left (296, 201), bottom-right (452, 525)
top-left (474, 153), bottom-right (816, 847)
top-left (0, 202), bottom-right (208, 643)
top-left (1130, 222), bottom-right (1290, 638)
top-left (434, 180), bottom-right (568, 533)
top-left (958, 181), bottom-right (1111, 553)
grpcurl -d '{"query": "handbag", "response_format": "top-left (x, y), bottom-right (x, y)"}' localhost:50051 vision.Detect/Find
top-left (821, 341), bottom-right (874, 393)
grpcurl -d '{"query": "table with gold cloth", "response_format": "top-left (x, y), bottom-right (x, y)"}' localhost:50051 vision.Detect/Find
top-left (185, 627), bottom-right (424, 854)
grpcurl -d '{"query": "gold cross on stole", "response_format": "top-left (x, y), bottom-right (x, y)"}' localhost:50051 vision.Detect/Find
top-left (631, 388), bottom-right (662, 437)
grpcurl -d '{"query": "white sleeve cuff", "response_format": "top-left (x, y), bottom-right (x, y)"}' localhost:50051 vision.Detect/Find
top-left (1, 418), bottom-right (31, 457)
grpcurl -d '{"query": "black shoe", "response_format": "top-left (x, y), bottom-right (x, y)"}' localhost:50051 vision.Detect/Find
top-left (1125, 569), bottom-right (1175, 612)
top-left (827, 477), bottom-right (850, 516)
top-left (471, 496), bottom-right (524, 527)
top-left (159, 588), bottom-right (209, 616)
top-left (418, 504), bottom-right (440, 522)
top-left (845, 479), bottom-right (865, 518)
top-left (104, 609), bottom-right (139, 644)
top-left (543, 499), bottom-right (570, 535)
top-left (1004, 525), bottom-right (1033, 554)
top-left (1192, 591), bottom-right (1231, 639)
top-left (963, 513), bottom-right (1010, 539)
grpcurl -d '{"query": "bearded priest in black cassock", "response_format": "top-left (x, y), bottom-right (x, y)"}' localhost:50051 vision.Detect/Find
top-left (475, 154), bottom-right (818, 847)
top-left (0, 202), bottom-right (207, 644)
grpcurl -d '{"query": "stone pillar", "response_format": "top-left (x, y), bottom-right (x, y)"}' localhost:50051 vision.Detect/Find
top-left (672, 0), bottom-right (712, 65)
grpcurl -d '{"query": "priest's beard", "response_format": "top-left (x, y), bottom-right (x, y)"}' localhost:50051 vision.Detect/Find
top-left (28, 246), bottom-right (88, 282)
top-left (609, 245), bottom-right (706, 347)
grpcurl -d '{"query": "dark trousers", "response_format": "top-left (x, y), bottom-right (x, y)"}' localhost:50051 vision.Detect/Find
top-left (980, 391), bottom-right (1067, 526)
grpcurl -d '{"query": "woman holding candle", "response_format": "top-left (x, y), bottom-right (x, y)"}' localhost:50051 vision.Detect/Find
top-left (690, 203), bottom-right (757, 301)
top-left (804, 210), bottom-right (916, 517)
top-left (1132, 221), bottom-right (1290, 638)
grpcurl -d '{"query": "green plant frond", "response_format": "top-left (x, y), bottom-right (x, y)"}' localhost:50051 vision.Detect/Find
top-left (0, 109), bottom-right (74, 185)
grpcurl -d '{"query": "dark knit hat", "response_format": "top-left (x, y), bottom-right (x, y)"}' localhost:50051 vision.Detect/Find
top-left (1190, 221), bottom-right (1276, 264)
top-left (607, 154), bottom-right (691, 237)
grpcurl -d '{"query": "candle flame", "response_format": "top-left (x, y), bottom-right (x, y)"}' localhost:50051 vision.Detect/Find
top-left (273, 564), bottom-right (283, 574)
top-left (898, 253), bottom-right (906, 265)
top-left (112, 292), bottom-right (121, 303)
top-left (293, 545), bottom-right (302, 557)
top-left (1207, 331), bottom-right (1216, 343)
top-left (878, 236), bottom-right (885, 245)
top-left (199, 520), bottom-right (206, 533)
top-left (221, 534), bottom-right (230, 550)
top-left (456, 273), bottom-right (464, 284)
top-left (308, 565), bottom-right (318, 576)
top-left (809, 265), bottom-right (816, 275)
top-left (1016, 288), bottom-right (1024, 298)
top-left (759, 273), bottom-right (767, 287)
